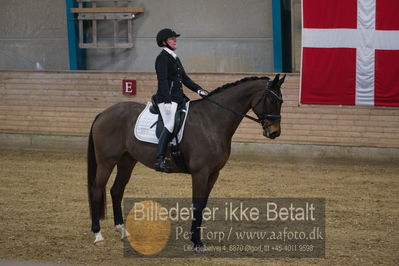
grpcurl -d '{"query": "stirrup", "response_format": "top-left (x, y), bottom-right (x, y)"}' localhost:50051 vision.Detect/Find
top-left (155, 158), bottom-right (172, 173)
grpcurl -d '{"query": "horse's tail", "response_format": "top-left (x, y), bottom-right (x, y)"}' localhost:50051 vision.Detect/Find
top-left (87, 113), bottom-right (106, 220)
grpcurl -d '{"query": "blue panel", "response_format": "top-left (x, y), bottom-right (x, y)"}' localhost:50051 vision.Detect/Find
top-left (272, 0), bottom-right (283, 72)
top-left (65, 0), bottom-right (85, 70)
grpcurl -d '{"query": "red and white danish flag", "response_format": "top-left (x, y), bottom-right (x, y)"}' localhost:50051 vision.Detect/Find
top-left (300, 0), bottom-right (399, 106)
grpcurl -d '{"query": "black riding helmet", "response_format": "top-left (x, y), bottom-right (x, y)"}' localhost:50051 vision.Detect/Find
top-left (156, 28), bottom-right (180, 47)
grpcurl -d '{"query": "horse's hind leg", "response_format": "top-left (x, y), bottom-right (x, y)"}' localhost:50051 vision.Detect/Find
top-left (90, 161), bottom-right (115, 245)
top-left (111, 153), bottom-right (136, 240)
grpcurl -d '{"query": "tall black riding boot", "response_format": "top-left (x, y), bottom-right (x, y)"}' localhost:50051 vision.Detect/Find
top-left (155, 129), bottom-right (172, 173)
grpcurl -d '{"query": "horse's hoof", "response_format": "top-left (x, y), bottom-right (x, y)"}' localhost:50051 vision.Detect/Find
top-left (94, 239), bottom-right (105, 246)
top-left (94, 231), bottom-right (104, 245)
top-left (115, 224), bottom-right (130, 241)
top-left (120, 233), bottom-right (129, 241)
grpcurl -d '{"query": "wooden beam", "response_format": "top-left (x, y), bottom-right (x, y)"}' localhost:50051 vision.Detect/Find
top-left (77, 13), bottom-right (134, 20)
top-left (71, 7), bottom-right (144, 13)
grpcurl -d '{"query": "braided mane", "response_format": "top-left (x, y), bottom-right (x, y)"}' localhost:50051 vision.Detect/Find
top-left (206, 76), bottom-right (270, 97)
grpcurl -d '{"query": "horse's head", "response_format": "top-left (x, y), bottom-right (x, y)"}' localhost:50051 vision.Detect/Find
top-left (252, 74), bottom-right (285, 139)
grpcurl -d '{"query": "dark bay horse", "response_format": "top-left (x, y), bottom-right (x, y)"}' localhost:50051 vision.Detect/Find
top-left (87, 74), bottom-right (285, 248)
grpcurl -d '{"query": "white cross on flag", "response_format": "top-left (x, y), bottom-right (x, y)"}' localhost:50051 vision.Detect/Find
top-left (300, 0), bottom-right (399, 106)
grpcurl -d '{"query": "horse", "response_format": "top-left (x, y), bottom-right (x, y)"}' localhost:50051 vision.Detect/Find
top-left (87, 73), bottom-right (286, 249)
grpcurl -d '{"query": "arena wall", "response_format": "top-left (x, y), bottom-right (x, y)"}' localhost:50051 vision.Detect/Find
top-left (1, 70), bottom-right (398, 158)
top-left (86, 0), bottom-right (274, 72)
top-left (0, 0), bottom-right (274, 73)
top-left (0, 0), bottom-right (69, 70)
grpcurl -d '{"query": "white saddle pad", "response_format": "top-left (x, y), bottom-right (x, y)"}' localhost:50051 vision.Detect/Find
top-left (134, 102), bottom-right (190, 144)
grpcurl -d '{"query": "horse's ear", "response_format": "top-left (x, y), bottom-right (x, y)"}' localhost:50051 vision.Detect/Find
top-left (271, 74), bottom-right (280, 87)
top-left (273, 74), bottom-right (280, 83)
top-left (277, 74), bottom-right (286, 86)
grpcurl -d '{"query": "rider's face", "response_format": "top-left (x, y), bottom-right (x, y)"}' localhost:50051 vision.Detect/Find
top-left (165, 37), bottom-right (177, 50)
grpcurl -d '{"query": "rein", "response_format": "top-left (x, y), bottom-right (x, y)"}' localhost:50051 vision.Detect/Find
top-left (202, 96), bottom-right (262, 123)
top-left (202, 86), bottom-right (283, 125)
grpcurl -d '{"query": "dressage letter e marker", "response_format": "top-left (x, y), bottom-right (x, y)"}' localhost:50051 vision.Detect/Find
top-left (123, 80), bottom-right (137, 95)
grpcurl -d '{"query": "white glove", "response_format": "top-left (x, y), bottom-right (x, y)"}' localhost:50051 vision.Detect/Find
top-left (164, 103), bottom-right (172, 115)
top-left (197, 89), bottom-right (209, 97)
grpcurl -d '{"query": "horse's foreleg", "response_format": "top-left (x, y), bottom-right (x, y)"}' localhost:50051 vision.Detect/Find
top-left (205, 171), bottom-right (220, 199)
top-left (190, 170), bottom-right (211, 251)
top-left (111, 154), bottom-right (136, 240)
top-left (190, 170), bottom-right (220, 251)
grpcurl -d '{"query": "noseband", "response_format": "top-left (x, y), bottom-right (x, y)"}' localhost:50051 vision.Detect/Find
top-left (253, 82), bottom-right (283, 126)
top-left (202, 81), bottom-right (283, 125)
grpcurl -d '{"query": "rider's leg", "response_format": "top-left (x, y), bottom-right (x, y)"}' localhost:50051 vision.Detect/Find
top-left (155, 128), bottom-right (172, 172)
top-left (155, 102), bottom-right (178, 172)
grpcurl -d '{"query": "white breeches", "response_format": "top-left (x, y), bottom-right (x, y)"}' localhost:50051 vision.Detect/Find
top-left (158, 102), bottom-right (178, 133)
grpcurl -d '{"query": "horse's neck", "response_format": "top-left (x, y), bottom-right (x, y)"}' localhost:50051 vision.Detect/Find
top-left (205, 82), bottom-right (261, 139)
top-left (212, 83), bottom-right (255, 112)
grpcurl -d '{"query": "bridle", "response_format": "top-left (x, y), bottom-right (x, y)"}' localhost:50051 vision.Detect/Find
top-left (252, 81), bottom-right (283, 126)
top-left (202, 80), bottom-right (283, 126)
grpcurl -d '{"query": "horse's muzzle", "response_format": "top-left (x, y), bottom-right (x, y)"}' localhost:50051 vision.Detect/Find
top-left (263, 123), bottom-right (281, 139)
top-left (269, 131), bottom-right (280, 139)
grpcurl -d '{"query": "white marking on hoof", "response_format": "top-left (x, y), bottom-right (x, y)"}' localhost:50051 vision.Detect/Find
top-left (115, 224), bottom-right (130, 240)
top-left (94, 231), bottom-right (105, 245)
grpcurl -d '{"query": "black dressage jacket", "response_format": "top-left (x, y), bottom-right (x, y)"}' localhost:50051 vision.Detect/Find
top-left (155, 49), bottom-right (201, 104)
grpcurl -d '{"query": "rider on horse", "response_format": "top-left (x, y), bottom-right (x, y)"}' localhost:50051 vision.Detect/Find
top-left (154, 28), bottom-right (208, 172)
